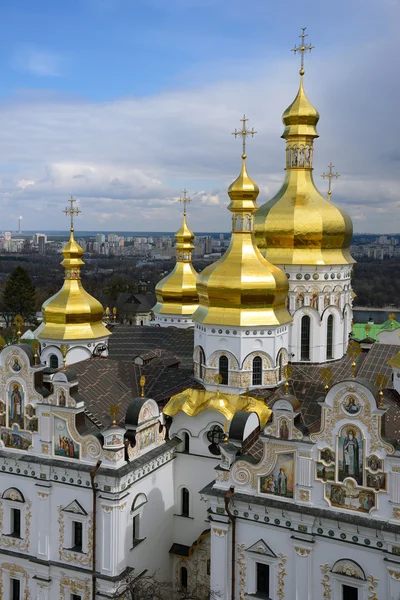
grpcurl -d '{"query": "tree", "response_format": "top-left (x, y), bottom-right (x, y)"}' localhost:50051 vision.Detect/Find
top-left (0, 266), bottom-right (37, 326)
top-left (112, 573), bottom-right (216, 600)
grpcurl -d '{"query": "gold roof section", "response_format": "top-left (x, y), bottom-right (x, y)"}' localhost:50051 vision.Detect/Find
top-left (254, 29), bottom-right (354, 266)
top-left (154, 190), bottom-right (199, 316)
top-left (36, 198), bottom-right (110, 341)
top-left (163, 387), bottom-right (272, 427)
top-left (193, 117), bottom-right (291, 327)
top-left (388, 352), bottom-right (400, 370)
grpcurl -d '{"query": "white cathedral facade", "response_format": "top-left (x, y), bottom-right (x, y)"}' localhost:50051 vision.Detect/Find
top-left (0, 29), bottom-right (399, 600)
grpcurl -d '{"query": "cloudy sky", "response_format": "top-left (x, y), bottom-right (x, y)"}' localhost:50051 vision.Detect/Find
top-left (0, 0), bottom-right (399, 234)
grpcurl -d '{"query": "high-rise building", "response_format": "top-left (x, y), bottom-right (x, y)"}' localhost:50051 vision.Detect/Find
top-left (95, 233), bottom-right (106, 243)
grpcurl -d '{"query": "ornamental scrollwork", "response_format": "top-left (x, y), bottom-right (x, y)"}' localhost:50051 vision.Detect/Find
top-left (1, 563), bottom-right (29, 600)
top-left (388, 570), bottom-right (400, 580)
top-left (0, 501), bottom-right (32, 552)
top-left (276, 553), bottom-right (287, 600)
top-left (237, 543), bottom-right (246, 600)
top-left (232, 442), bottom-right (294, 488)
top-left (294, 546), bottom-right (311, 556)
top-left (59, 572), bottom-right (90, 600)
top-left (58, 505), bottom-right (93, 567)
top-left (212, 528), bottom-right (227, 537)
top-left (320, 564), bottom-right (331, 600)
top-left (367, 574), bottom-right (378, 600)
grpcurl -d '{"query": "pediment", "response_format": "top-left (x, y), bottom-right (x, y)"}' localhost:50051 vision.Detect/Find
top-left (246, 539), bottom-right (276, 557)
top-left (62, 499), bottom-right (87, 515)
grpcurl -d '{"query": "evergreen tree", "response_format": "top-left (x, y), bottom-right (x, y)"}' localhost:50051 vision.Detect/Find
top-left (0, 266), bottom-right (37, 326)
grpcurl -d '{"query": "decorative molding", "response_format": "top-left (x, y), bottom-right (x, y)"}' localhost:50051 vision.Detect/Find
top-left (58, 505), bottom-right (93, 567)
top-left (320, 564), bottom-right (331, 600)
top-left (299, 489), bottom-right (310, 502)
top-left (294, 546), bottom-right (311, 556)
top-left (299, 451), bottom-right (312, 458)
top-left (388, 570), bottom-right (400, 580)
top-left (392, 507), bottom-right (400, 519)
top-left (277, 553), bottom-right (287, 600)
top-left (367, 574), bottom-right (378, 600)
top-left (237, 543), bottom-right (246, 600)
top-left (212, 528), bottom-right (227, 537)
top-left (231, 442), bottom-right (294, 488)
top-left (59, 572), bottom-right (90, 600)
top-left (1, 563), bottom-right (29, 600)
top-left (333, 562), bottom-right (363, 579)
top-left (393, 466), bottom-right (400, 473)
top-left (0, 500), bottom-right (32, 553)
top-left (37, 492), bottom-right (49, 500)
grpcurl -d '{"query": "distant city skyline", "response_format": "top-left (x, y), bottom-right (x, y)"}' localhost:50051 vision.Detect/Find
top-left (0, 0), bottom-right (399, 233)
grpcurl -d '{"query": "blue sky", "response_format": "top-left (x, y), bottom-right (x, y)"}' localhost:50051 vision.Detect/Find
top-left (0, 0), bottom-right (399, 233)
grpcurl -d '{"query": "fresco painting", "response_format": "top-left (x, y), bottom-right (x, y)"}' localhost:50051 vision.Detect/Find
top-left (0, 426), bottom-right (32, 450)
top-left (338, 426), bottom-right (363, 485)
top-left (260, 453), bottom-right (295, 498)
top-left (316, 462), bottom-right (335, 481)
top-left (9, 382), bottom-right (24, 428)
top-left (54, 417), bottom-right (80, 459)
top-left (327, 481), bottom-right (375, 513)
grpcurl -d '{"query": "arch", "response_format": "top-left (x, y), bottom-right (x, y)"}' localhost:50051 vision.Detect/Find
top-left (2, 488), bottom-right (25, 503)
top-left (252, 356), bottom-right (262, 386)
top-left (241, 351), bottom-right (273, 370)
top-left (208, 349), bottom-right (239, 371)
top-left (181, 487), bottom-right (190, 517)
top-left (131, 493), bottom-right (147, 511)
top-left (331, 559), bottom-right (366, 581)
top-left (219, 355), bottom-right (229, 385)
top-left (276, 348), bottom-right (287, 382)
top-left (300, 315), bottom-right (311, 361)
top-left (49, 354), bottom-right (59, 369)
top-left (326, 314), bottom-right (334, 360)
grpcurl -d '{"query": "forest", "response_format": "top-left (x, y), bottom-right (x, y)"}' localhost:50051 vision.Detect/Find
top-left (0, 254), bottom-right (398, 317)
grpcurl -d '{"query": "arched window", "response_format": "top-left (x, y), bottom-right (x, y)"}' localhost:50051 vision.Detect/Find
top-left (131, 493), bottom-right (147, 544)
top-left (300, 315), bottom-right (311, 361)
top-left (326, 315), bottom-right (334, 360)
top-left (181, 488), bottom-right (189, 517)
top-left (180, 566), bottom-right (188, 589)
top-left (278, 352), bottom-right (284, 381)
top-left (49, 354), bottom-right (59, 369)
top-left (199, 348), bottom-right (205, 380)
top-left (182, 432), bottom-right (190, 453)
top-left (219, 355), bottom-right (229, 385)
top-left (252, 356), bottom-right (262, 386)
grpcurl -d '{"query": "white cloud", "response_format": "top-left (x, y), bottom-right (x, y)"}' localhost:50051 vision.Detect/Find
top-left (12, 46), bottom-right (62, 77)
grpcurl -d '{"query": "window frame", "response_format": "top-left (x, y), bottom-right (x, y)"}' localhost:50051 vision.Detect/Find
top-left (246, 552), bottom-right (276, 599)
top-left (181, 487), bottom-right (190, 517)
top-left (332, 574), bottom-right (367, 599)
top-left (130, 493), bottom-right (147, 549)
top-left (72, 520), bottom-right (83, 552)
top-left (326, 314), bottom-right (334, 360)
top-left (300, 315), bottom-right (311, 361)
top-left (219, 355), bottom-right (229, 385)
top-left (252, 356), bottom-right (263, 386)
top-left (10, 577), bottom-right (21, 600)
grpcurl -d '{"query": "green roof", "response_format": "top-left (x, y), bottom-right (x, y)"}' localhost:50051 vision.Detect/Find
top-left (352, 319), bottom-right (400, 341)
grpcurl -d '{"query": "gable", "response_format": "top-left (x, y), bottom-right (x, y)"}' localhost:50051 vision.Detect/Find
top-left (62, 500), bottom-right (87, 515)
top-left (246, 539), bottom-right (276, 558)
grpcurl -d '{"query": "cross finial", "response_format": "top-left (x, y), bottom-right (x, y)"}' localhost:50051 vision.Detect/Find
top-left (64, 196), bottom-right (81, 231)
top-left (179, 189), bottom-right (191, 216)
top-left (291, 27), bottom-right (314, 76)
top-left (232, 114), bottom-right (257, 158)
top-left (321, 163), bottom-right (340, 201)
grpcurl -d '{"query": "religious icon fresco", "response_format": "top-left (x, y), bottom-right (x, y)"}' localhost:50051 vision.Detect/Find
top-left (58, 390), bottom-right (66, 407)
top-left (0, 426), bottom-right (32, 450)
top-left (338, 426), bottom-right (363, 486)
top-left (366, 472), bottom-right (386, 491)
top-left (316, 462), bottom-right (335, 481)
top-left (367, 455), bottom-right (383, 472)
top-left (320, 448), bottom-right (335, 464)
top-left (343, 395), bottom-right (361, 416)
top-left (137, 425), bottom-right (156, 450)
top-left (327, 481), bottom-right (375, 513)
top-left (259, 452), bottom-right (294, 499)
top-left (279, 419), bottom-right (289, 440)
top-left (9, 382), bottom-right (24, 428)
top-left (11, 357), bottom-right (22, 372)
top-left (54, 417), bottom-right (80, 459)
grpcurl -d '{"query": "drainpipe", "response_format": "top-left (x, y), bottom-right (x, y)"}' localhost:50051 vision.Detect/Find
top-left (224, 486), bottom-right (235, 600)
top-left (90, 460), bottom-right (102, 600)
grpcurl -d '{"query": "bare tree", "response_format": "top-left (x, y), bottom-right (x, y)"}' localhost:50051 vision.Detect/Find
top-left (112, 572), bottom-right (217, 600)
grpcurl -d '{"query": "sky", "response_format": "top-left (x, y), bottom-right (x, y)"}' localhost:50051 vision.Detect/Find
top-left (0, 0), bottom-right (399, 234)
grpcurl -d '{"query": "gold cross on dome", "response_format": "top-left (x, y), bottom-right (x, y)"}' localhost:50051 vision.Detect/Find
top-left (179, 189), bottom-right (191, 216)
top-left (291, 27), bottom-right (314, 76)
top-left (321, 163), bottom-right (340, 201)
top-left (64, 196), bottom-right (81, 231)
top-left (232, 114), bottom-right (257, 157)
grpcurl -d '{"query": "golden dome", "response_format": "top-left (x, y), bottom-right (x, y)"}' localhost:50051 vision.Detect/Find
top-left (193, 155), bottom-right (291, 327)
top-left (36, 229), bottom-right (110, 341)
top-left (254, 76), bottom-right (354, 266)
top-left (153, 211), bottom-right (199, 316)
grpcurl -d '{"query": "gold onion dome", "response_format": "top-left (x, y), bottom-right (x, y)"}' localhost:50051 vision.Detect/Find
top-left (193, 150), bottom-right (291, 327)
top-left (254, 71), bottom-right (354, 266)
top-left (154, 193), bottom-right (199, 316)
top-left (36, 199), bottom-right (110, 341)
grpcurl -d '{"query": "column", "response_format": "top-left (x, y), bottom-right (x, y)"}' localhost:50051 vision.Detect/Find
top-left (210, 523), bottom-right (230, 600)
top-left (36, 486), bottom-right (52, 560)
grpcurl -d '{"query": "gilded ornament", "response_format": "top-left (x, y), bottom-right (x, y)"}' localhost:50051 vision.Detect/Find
top-left (388, 570), bottom-right (400, 580)
top-left (367, 574), bottom-right (378, 600)
top-left (320, 564), bottom-right (332, 600)
top-left (276, 553), bottom-right (287, 600)
top-left (236, 544), bottom-right (247, 600)
top-left (294, 546), bottom-right (311, 556)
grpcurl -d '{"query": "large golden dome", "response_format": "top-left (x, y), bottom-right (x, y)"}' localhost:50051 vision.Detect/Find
top-left (153, 210), bottom-right (198, 316)
top-left (193, 154), bottom-right (291, 327)
top-left (254, 76), bottom-right (354, 266)
top-left (36, 230), bottom-right (110, 340)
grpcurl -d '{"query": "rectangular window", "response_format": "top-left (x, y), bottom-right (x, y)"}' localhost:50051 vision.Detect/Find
top-left (342, 584), bottom-right (358, 600)
top-left (11, 508), bottom-right (21, 537)
top-left (256, 562), bottom-right (270, 597)
top-left (11, 578), bottom-right (20, 600)
top-left (72, 521), bottom-right (83, 551)
top-left (301, 316), bottom-right (311, 361)
top-left (71, 595), bottom-right (82, 600)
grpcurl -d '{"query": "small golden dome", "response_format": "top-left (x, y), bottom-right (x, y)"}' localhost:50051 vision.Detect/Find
top-left (154, 213), bottom-right (199, 316)
top-left (254, 76), bottom-right (354, 266)
top-left (36, 230), bottom-right (110, 340)
top-left (193, 155), bottom-right (291, 327)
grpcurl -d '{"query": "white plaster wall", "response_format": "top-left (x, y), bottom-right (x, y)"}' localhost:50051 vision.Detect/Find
top-left (154, 313), bottom-right (194, 328)
top-left (40, 336), bottom-right (109, 367)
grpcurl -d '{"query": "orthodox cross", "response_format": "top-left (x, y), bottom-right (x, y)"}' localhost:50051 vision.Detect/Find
top-left (321, 163), bottom-right (340, 201)
top-left (232, 114), bottom-right (257, 157)
top-left (140, 375), bottom-right (146, 398)
top-left (64, 196), bottom-right (81, 231)
top-left (291, 27), bottom-right (314, 76)
top-left (179, 189), bottom-right (191, 216)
